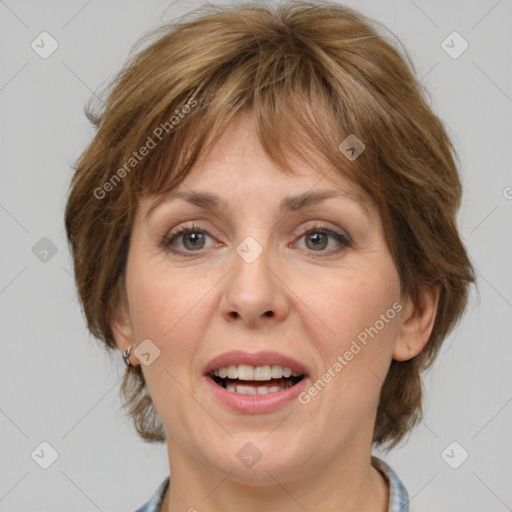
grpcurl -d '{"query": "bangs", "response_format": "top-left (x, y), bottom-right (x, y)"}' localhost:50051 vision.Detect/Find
top-left (101, 26), bottom-right (374, 212)
top-left (134, 90), bottom-right (362, 199)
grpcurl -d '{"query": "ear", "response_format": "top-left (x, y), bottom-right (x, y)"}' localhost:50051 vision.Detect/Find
top-left (393, 284), bottom-right (441, 361)
top-left (110, 294), bottom-right (135, 355)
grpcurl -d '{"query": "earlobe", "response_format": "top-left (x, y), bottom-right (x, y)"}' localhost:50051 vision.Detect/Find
top-left (393, 285), bottom-right (441, 361)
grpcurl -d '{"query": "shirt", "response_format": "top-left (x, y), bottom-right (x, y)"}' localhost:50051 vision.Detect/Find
top-left (134, 455), bottom-right (409, 512)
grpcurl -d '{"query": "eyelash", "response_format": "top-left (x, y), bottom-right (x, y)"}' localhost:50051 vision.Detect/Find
top-left (161, 222), bottom-right (352, 257)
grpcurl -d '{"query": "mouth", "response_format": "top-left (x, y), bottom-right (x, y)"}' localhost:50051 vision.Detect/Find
top-left (204, 350), bottom-right (309, 396)
top-left (210, 364), bottom-right (306, 395)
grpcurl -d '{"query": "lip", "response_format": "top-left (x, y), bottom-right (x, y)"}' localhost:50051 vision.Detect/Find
top-left (204, 372), bottom-right (310, 413)
top-left (203, 350), bottom-right (310, 414)
top-left (204, 350), bottom-right (310, 376)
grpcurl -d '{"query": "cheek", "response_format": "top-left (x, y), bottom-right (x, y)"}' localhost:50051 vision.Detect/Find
top-left (302, 264), bottom-right (401, 353)
top-left (125, 254), bottom-right (220, 378)
top-left (124, 262), bottom-right (214, 425)
top-left (295, 259), bottom-right (401, 407)
top-left (126, 247), bottom-right (199, 337)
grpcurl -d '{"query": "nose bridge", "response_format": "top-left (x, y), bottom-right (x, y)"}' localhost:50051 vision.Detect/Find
top-left (220, 231), bottom-right (288, 326)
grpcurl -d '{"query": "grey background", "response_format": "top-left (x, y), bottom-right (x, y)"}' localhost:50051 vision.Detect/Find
top-left (1, 0), bottom-right (511, 511)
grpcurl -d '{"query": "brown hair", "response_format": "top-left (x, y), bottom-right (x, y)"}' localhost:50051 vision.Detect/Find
top-left (64, 0), bottom-right (475, 449)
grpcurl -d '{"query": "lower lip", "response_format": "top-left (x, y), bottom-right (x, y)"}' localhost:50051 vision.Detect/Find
top-left (203, 375), bottom-right (309, 414)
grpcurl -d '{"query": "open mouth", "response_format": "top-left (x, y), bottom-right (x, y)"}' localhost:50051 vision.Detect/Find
top-left (209, 365), bottom-right (306, 395)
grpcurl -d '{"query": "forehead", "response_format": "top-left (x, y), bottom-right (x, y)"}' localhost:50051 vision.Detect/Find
top-left (162, 112), bottom-right (369, 198)
top-left (142, 167), bottom-right (374, 227)
top-left (138, 110), bottom-right (376, 225)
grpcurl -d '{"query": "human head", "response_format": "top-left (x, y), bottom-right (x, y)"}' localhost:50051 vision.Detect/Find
top-left (64, 0), bottom-right (474, 451)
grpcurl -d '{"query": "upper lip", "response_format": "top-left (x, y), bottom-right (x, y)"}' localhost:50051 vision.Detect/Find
top-left (204, 350), bottom-right (310, 376)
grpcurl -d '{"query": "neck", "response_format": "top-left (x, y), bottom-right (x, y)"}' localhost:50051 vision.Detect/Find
top-left (161, 440), bottom-right (389, 512)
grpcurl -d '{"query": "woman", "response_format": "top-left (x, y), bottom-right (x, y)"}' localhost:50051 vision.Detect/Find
top-left (64, 2), bottom-right (475, 511)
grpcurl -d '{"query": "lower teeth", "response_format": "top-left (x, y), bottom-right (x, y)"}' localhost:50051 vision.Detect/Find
top-left (225, 382), bottom-right (293, 395)
top-left (211, 374), bottom-right (303, 395)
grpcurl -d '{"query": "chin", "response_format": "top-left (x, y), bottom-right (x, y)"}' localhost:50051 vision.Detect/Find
top-left (204, 434), bottom-right (311, 485)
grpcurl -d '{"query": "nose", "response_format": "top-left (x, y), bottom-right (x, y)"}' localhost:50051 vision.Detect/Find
top-left (220, 241), bottom-right (290, 329)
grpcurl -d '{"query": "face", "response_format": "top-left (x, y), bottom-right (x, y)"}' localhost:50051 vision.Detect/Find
top-left (116, 112), bottom-right (407, 485)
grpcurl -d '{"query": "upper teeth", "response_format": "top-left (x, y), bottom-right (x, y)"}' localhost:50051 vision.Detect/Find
top-left (212, 364), bottom-right (301, 380)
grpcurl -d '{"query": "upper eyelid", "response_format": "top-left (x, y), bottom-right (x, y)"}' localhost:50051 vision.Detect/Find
top-left (164, 222), bottom-right (351, 249)
top-left (166, 220), bottom-right (346, 238)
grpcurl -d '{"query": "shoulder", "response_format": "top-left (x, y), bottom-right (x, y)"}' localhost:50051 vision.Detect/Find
top-left (133, 476), bottom-right (170, 512)
top-left (371, 456), bottom-right (409, 512)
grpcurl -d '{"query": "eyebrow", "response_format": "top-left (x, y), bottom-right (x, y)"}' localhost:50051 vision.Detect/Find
top-left (145, 188), bottom-right (365, 221)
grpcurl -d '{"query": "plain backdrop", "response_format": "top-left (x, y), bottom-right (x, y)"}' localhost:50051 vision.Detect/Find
top-left (1, 1), bottom-right (511, 511)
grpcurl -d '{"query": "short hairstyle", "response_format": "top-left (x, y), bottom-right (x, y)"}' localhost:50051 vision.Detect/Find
top-left (64, 0), bottom-right (475, 449)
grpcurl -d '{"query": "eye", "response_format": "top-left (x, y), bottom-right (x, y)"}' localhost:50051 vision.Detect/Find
top-left (162, 223), bottom-right (216, 255)
top-left (293, 223), bottom-right (352, 254)
top-left (161, 222), bottom-right (352, 256)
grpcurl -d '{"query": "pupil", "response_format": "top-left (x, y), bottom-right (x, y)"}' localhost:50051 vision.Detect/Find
top-left (185, 232), bottom-right (204, 250)
top-left (307, 233), bottom-right (327, 250)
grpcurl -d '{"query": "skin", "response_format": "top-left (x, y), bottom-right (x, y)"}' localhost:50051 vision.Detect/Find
top-left (112, 112), bottom-right (439, 512)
